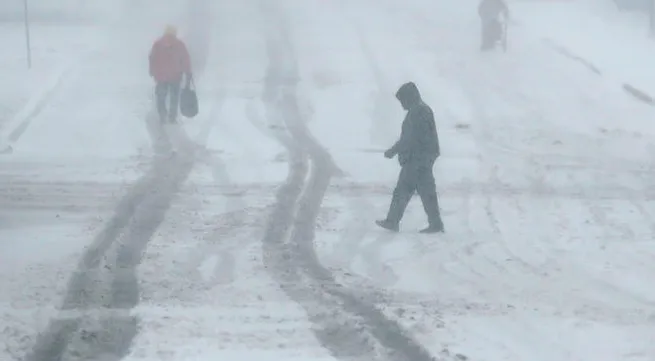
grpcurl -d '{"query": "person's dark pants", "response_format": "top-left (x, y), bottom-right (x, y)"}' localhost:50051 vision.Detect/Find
top-left (385, 162), bottom-right (444, 228)
top-left (481, 19), bottom-right (501, 51)
top-left (155, 81), bottom-right (181, 123)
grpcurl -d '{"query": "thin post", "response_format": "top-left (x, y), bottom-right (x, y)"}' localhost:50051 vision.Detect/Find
top-left (23, 0), bottom-right (31, 68)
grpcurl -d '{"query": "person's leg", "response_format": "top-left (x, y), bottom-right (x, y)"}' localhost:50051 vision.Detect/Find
top-left (155, 83), bottom-right (169, 123)
top-left (377, 165), bottom-right (417, 231)
top-left (490, 20), bottom-right (501, 47)
top-left (168, 81), bottom-right (182, 123)
top-left (415, 166), bottom-right (444, 233)
top-left (480, 20), bottom-right (489, 50)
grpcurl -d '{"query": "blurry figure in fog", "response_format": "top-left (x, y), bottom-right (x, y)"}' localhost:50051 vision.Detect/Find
top-left (478, 0), bottom-right (509, 51)
top-left (149, 25), bottom-right (192, 123)
top-left (376, 82), bottom-right (445, 234)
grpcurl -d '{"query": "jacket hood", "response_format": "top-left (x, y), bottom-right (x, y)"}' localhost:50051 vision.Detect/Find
top-left (395, 82), bottom-right (421, 109)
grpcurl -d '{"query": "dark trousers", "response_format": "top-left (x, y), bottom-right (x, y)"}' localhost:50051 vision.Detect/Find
top-left (155, 81), bottom-right (181, 123)
top-left (386, 163), bottom-right (443, 227)
top-left (481, 20), bottom-right (502, 51)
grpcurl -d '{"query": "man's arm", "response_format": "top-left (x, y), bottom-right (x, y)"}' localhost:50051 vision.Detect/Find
top-left (386, 123), bottom-right (412, 158)
top-left (387, 139), bottom-right (403, 157)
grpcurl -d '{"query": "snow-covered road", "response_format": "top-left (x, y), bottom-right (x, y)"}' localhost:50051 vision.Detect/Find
top-left (2, 0), bottom-right (654, 360)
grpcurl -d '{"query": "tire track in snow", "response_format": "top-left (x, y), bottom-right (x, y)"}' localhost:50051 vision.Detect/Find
top-left (23, 125), bottom-right (197, 361)
top-left (257, 3), bottom-right (438, 360)
top-left (0, 65), bottom-right (73, 152)
top-left (441, 65), bottom-right (551, 285)
top-left (630, 200), bottom-right (655, 239)
top-left (22, 1), bottom-right (213, 359)
top-left (179, 91), bottom-right (266, 289)
top-left (174, 86), bottom-right (238, 287)
top-left (129, 96), bottom-right (237, 303)
top-left (541, 38), bottom-right (655, 107)
top-left (326, 192), bottom-right (401, 290)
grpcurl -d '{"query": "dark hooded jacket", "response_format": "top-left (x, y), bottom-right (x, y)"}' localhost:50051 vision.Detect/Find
top-left (388, 82), bottom-right (440, 167)
top-left (478, 0), bottom-right (509, 23)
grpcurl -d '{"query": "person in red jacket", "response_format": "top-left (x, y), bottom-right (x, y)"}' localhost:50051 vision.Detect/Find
top-left (149, 25), bottom-right (192, 123)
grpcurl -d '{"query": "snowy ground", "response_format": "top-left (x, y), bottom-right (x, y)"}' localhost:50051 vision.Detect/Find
top-left (513, 0), bottom-right (655, 98)
top-left (2, 0), bottom-right (655, 360)
top-left (0, 23), bottom-right (99, 134)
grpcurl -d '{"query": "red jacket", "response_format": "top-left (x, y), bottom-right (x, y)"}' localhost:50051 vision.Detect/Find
top-left (149, 34), bottom-right (191, 83)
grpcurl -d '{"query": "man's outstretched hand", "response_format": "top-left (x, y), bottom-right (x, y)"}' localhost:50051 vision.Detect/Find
top-left (384, 149), bottom-right (395, 159)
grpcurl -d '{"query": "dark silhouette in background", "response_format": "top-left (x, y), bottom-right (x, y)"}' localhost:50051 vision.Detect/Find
top-left (478, 0), bottom-right (509, 51)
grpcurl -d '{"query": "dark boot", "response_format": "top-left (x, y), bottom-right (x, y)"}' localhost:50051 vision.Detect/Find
top-left (375, 219), bottom-right (399, 232)
top-left (415, 165), bottom-right (445, 234)
top-left (422, 212), bottom-right (445, 234)
top-left (419, 224), bottom-right (444, 234)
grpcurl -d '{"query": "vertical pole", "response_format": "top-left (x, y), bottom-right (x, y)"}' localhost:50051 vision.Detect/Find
top-left (23, 0), bottom-right (31, 68)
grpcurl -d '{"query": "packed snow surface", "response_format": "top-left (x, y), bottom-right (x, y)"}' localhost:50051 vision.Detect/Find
top-left (1, 0), bottom-right (654, 360)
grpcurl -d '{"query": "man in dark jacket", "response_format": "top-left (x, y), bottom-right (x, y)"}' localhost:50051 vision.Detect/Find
top-left (376, 82), bottom-right (445, 234)
top-left (149, 25), bottom-right (192, 123)
top-left (478, 0), bottom-right (509, 51)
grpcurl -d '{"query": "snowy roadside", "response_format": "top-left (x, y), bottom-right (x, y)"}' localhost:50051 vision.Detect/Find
top-left (0, 1), bottom-right (193, 360)
top-left (0, 19), bottom-right (149, 352)
top-left (511, 0), bottom-right (655, 103)
top-left (313, 189), bottom-right (655, 361)
top-left (0, 159), bottom-right (144, 361)
top-left (0, 23), bottom-right (105, 138)
top-left (0, 0), bottom-right (191, 153)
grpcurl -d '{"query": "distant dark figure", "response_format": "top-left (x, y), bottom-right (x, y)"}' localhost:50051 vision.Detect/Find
top-left (149, 25), bottom-right (192, 123)
top-left (376, 82), bottom-right (445, 234)
top-left (478, 0), bottom-right (509, 51)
